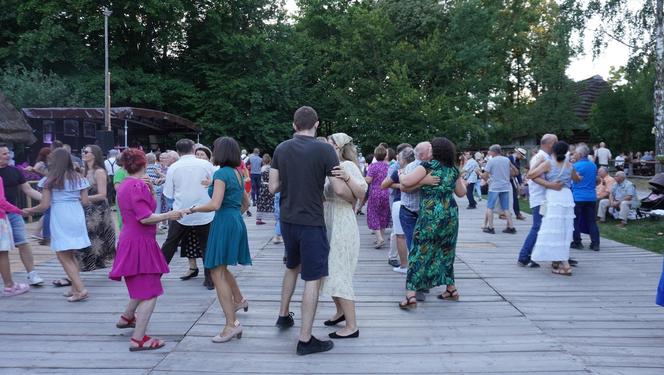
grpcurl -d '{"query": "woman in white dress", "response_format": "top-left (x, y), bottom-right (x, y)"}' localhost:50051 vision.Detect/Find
top-left (527, 141), bottom-right (580, 276)
top-left (321, 133), bottom-right (368, 339)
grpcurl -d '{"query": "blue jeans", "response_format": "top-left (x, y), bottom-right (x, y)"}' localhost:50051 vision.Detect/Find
top-left (399, 206), bottom-right (418, 250)
top-left (42, 208), bottom-right (51, 239)
top-left (518, 205), bottom-right (541, 263)
top-left (573, 201), bottom-right (600, 245)
top-left (274, 192), bottom-right (281, 236)
top-left (250, 174), bottom-right (262, 203)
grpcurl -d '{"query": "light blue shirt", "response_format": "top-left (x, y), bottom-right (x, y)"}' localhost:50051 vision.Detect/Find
top-left (611, 180), bottom-right (638, 208)
top-left (400, 160), bottom-right (422, 212)
top-left (462, 158), bottom-right (479, 184)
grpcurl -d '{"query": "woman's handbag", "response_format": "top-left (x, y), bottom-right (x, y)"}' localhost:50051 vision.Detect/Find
top-left (235, 170), bottom-right (250, 214)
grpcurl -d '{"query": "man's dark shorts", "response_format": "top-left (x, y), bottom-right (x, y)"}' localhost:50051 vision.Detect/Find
top-left (281, 222), bottom-right (330, 281)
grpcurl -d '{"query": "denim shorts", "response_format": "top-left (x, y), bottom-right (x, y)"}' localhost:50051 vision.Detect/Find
top-left (7, 213), bottom-right (28, 246)
top-left (281, 222), bottom-right (330, 281)
top-left (487, 191), bottom-right (510, 211)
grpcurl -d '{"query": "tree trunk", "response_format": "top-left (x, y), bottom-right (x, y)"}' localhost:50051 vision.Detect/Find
top-left (655, 0), bottom-right (664, 173)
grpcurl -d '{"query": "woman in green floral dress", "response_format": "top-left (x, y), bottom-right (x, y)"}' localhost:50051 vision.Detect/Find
top-left (398, 137), bottom-right (467, 309)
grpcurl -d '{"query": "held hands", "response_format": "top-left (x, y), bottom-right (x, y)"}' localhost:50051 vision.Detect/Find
top-left (421, 172), bottom-right (440, 186)
top-left (21, 208), bottom-right (32, 217)
top-left (166, 209), bottom-right (187, 221)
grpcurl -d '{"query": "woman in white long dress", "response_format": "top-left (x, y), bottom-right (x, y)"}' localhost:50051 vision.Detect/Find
top-left (527, 141), bottom-right (580, 276)
top-left (321, 133), bottom-right (368, 339)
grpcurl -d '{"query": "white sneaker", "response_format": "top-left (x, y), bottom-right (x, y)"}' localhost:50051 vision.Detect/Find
top-left (27, 271), bottom-right (44, 286)
top-left (392, 267), bottom-right (408, 274)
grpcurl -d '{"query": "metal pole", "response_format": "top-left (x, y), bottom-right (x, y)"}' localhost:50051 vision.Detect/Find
top-left (197, 133), bottom-right (200, 144)
top-left (124, 120), bottom-right (128, 148)
top-left (103, 8), bottom-right (112, 131)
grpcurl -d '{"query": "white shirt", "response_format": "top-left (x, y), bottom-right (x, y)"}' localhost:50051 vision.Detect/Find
top-left (104, 158), bottom-right (117, 176)
top-left (163, 155), bottom-right (215, 226)
top-left (595, 147), bottom-right (612, 165)
top-left (528, 150), bottom-right (551, 208)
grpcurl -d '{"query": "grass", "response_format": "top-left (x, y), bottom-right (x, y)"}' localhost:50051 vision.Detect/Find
top-left (517, 198), bottom-right (664, 254)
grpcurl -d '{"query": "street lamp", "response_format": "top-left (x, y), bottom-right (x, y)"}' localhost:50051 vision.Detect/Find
top-left (103, 7), bottom-right (112, 131)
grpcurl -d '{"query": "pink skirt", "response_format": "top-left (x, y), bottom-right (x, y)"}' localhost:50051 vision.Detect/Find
top-left (124, 274), bottom-right (163, 300)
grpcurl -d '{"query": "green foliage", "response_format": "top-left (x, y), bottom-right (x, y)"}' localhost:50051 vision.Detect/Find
top-left (0, 0), bottom-right (589, 153)
top-left (589, 63), bottom-right (655, 153)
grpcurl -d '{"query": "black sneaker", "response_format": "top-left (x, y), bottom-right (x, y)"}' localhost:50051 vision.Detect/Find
top-left (568, 258), bottom-right (578, 267)
top-left (482, 227), bottom-right (495, 234)
top-left (502, 227), bottom-right (517, 234)
top-left (296, 335), bottom-right (334, 355)
top-left (570, 242), bottom-right (584, 250)
top-left (388, 259), bottom-right (400, 268)
top-left (517, 260), bottom-right (529, 267)
top-left (246, 211), bottom-right (252, 217)
top-left (590, 243), bottom-right (600, 251)
top-left (528, 261), bottom-right (541, 268)
top-left (276, 312), bottom-right (295, 328)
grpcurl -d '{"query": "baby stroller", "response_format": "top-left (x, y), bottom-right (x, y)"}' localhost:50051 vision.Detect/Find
top-left (640, 173), bottom-right (664, 212)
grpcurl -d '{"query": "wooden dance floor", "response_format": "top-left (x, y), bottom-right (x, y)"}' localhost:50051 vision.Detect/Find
top-left (1, 199), bottom-right (663, 374)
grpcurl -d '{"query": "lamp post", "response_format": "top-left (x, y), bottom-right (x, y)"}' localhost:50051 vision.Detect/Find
top-left (103, 7), bottom-right (112, 131)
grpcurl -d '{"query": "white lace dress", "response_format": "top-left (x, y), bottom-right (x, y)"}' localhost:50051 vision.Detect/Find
top-left (321, 160), bottom-right (368, 300)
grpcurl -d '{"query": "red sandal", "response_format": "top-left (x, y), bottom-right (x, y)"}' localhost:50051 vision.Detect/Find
top-left (116, 315), bottom-right (136, 329)
top-left (129, 335), bottom-right (165, 352)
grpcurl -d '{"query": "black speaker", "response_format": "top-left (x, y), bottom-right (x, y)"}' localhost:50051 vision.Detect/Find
top-left (95, 130), bottom-right (115, 154)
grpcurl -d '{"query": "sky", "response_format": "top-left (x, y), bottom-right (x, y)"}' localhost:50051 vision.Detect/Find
top-left (284, 0), bottom-right (632, 82)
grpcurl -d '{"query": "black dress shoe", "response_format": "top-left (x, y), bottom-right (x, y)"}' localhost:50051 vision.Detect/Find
top-left (568, 258), bottom-right (578, 267)
top-left (528, 261), bottom-right (541, 268)
top-left (570, 242), bottom-right (584, 250)
top-left (297, 335), bottom-right (334, 355)
top-left (324, 315), bottom-right (345, 326)
top-left (590, 243), bottom-right (600, 251)
top-left (329, 330), bottom-right (359, 339)
top-left (180, 268), bottom-right (199, 280)
top-left (276, 312), bottom-right (295, 328)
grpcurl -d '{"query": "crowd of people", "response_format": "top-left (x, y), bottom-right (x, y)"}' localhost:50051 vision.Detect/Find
top-left (1, 106), bottom-right (663, 355)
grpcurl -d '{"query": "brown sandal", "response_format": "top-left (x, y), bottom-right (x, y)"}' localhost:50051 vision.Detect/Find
top-left (552, 267), bottom-right (572, 276)
top-left (437, 288), bottom-right (460, 301)
top-left (399, 296), bottom-right (417, 310)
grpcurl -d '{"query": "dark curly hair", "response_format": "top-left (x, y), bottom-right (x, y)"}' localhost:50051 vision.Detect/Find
top-left (431, 137), bottom-right (456, 168)
top-left (120, 148), bottom-right (147, 174)
top-left (552, 141), bottom-right (569, 162)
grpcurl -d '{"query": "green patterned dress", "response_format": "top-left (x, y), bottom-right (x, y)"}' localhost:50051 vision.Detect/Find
top-left (406, 160), bottom-right (459, 291)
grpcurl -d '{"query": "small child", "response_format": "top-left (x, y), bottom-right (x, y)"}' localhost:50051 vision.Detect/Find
top-left (0, 176), bottom-right (29, 296)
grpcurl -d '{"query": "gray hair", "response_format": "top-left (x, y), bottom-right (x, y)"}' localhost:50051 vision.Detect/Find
top-left (615, 171), bottom-right (626, 179)
top-left (108, 149), bottom-right (120, 158)
top-left (146, 153), bottom-right (156, 164)
top-left (575, 143), bottom-right (590, 158)
top-left (489, 144), bottom-right (502, 154)
top-left (399, 147), bottom-right (415, 164)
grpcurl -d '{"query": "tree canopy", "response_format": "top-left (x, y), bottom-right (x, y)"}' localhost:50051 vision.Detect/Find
top-left (0, 0), bottom-right (613, 153)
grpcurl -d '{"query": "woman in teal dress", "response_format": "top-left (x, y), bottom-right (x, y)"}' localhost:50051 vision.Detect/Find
top-left (189, 137), bottom-right (251, 343)
top-left (398, 137), bottom-right (467, 309)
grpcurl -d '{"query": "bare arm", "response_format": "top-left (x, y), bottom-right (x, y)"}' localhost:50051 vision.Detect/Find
top-left (88, 169), bottom-right (108, 203)
top-left (399, 166), bottom-right (427, 188)
top-left (380, 175), bottom-right (394, 189)
top-left (526, 161), bottom-right (550, 180)
top-left (80, 188), bottom-right (90, 206)
top-left (24, 188), bottom-right (51, 214)
top-left (533, 177), bottom-right (562, 191)
top-left (139, 210), bottom-right (183, 225)
top-left (571, 167), bottom-right (581, 182)
top-left (454, 177), bottom-right (467, 198)
top-left (20, 182), bottom-right (42, 201)
top-left (268, 168), bottom-right (280, 194)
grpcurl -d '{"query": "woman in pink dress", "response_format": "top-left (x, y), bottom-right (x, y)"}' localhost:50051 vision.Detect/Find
top-left (109, 149), bottom-right (184, 352)
top-left (365, 145), bottom-right (391, 248)
top-left (0, 177), bottom-right (30, 297)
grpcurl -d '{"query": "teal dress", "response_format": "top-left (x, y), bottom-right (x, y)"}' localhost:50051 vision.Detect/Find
top-left (406, 161), bottom-right (459, 291)
top-left (204, 167), bottom-right (252, 269)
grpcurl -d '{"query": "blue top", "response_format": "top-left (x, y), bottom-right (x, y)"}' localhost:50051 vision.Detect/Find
top-left (248, 154), bottom-right (263, 175)
top-left (611, 180), bottom-right (638, 208)
top-left (208, 166), bottom-right (243, 210)
top-left (390, 168), bottom-right (401, 202)
top-left (387, 161), bottom-right (400, 202)
top-left (38, 177), bottom-right (90, 203)
top-left (545, 160), bottom-right (573, 189)
top-left (572, 159), bottom-right (597, 202)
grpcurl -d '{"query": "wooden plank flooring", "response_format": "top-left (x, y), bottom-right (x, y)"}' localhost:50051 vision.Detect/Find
top-left (0, 198), bottom-right (663, 374)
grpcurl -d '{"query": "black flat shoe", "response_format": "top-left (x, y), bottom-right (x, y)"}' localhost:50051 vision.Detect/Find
top-left (329, 330), bottom-right (359, 339)
top-left (180, 268), bottom-right (199, 280)
top-left (323, 315), bottom-right (346, 326)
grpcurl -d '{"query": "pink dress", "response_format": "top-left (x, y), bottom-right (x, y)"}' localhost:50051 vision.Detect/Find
top-left (366, 162), bottom-right (391, 230)
top-left (109, 177), bottom-right (169, 300)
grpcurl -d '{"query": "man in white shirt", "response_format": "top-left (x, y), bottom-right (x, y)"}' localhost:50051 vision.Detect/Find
top-left (104, 149), bottom-right (120, 205)
top-left (594, 142), bottom-right (612, 168)
top-left (517, 134), bottom-right (558, 267)
top-left (161, 139), bottom-right (216, 287)
top-left (461, 151), bottom-right (479, 209)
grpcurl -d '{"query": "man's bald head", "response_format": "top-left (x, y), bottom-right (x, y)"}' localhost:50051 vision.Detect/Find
top-left (415, 142), bottom-right (432, 161)
top-left (598, 167), bottom-right (608, 177)
top-left (540, 134), bottom-right (558, 154)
